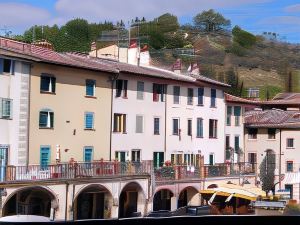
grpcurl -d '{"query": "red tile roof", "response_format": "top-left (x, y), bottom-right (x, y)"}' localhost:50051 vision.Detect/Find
top-left (225, 93), bottom-right (261, 105)
top-left (0, 37), bottom-right (229, 87)
top-left (244, 109), bottom-right (300, 128)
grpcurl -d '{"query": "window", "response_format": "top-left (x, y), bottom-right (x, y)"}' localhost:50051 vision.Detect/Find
top-left (287, 138), bottom-right (294, 148)
top-left (248, 128), bottom-right (258, 139)
top-left (209, 119), bottom-right (217, 138)
top-left (86, 79), bottom-right (95, 96)
top-left (131, 150), bottom-right (141, 162)
top-left (248, 153), bottom-right (257, 164)
top-left (136, 115), bottom-right (144, 133)
top-left (1, 98), bottom-right (12, 119)
top-left (247, 88), bottom-right (259, 98)
top-left (234, 136), bottom-right (239, 152)
top-left (115, 151), bottom-right (126, 162)
top-left (173, 86), bottom-right (180, 104)
top-left (39, 110), bottom-right (54, 128)
top-left (184, 154), bottom-right (193, 165)
top-left (234, 106), bottom-right (241, 126)
top-left (154, 118), bottom-right (160, 135)
top-left (226, 106), bottom-right (232, 126)
top-left (113, 113), bottom-right (126, 133)
top-left (85, 112), bottom-right (94, 129)
top-left (197, 87), bottom-right (204, 105)
top-left (0, 58), bottom-right (14, 74)
top-left (209, 154), bottom-right (214, 165)
top-left (84, 147), bottom-right (93, 162)
top-left (40, 146), bottom-right (50, 169)
top-left (285, 184), bottom-right (293, 199)
top-left (153, 83), bottom-right (165, 102)
top-left (210, 89), bottom-right (216, 107)
top-left (287, 161), bottom-right (294, 172)
top-left (196, 118), bottom-right (203, 138)
top-left (268, 128), bottom-right (276, 139)
top-left (153, 152), bottom-right (164, 168)
top-left (137, 81), bottom-right (144, 100)
top-left (226, 135), bottom-right (230, 160)
top-left (173, 118), bottom-right (179, 135)
top-left (115, 79), bottom-right (128, 98)
top-left (171, 154), bottom-right (183, 165)
top-left (187, 88), bottom-right (193, 105)
top-left (40, 75), bottom-right (56, 93)
top-left (187, 119), bottom-right (192, 136)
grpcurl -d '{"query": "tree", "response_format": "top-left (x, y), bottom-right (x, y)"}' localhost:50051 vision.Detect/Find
top-left (259, 150), bottom-right (276, 195)
top-left (232, 26), bottom-right (256, 48)
top-left (193, 9), bottom-right (231, 32)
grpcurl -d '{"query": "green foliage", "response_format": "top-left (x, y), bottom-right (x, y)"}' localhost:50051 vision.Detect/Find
top-left (259, 85), bottom-right (282, 100)
top-left (226, 42), bottom-right (246, 56)
top-left (21, 19), bottom-right (113, 52)
top-left (156, 13), bottom-right (180, 33)
top-left (259, 151), bottom-right (276, 194)
top-left (232, 26), bottom-right (256, 48)
top-left (193, 9), bottom-right (231, 32)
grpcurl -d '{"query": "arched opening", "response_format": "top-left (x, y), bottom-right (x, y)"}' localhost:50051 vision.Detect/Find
top-left (178, 187), bottom-right (199, 208)
top-left (119, 182), bottom-right (145, 218)
top-left (2, 187), bottom-right (57, 218)
top-left (74, 185), bottom-right (113, 220)
top-left (153, 189), bottom-right (174, 211)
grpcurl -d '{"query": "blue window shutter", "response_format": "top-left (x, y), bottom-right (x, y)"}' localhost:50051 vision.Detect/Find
top-left (0, 59), bottom-right (3, 74)
top-left (84, 148), bottom-right (93, 162)
top-left (85, 113), bottom-right (94, 129)
top-left (40, 147), bottom-right (50, 168)
top-left (86, 80), bottom-right (95, 96)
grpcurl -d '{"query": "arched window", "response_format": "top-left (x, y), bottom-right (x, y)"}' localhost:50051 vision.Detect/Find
top-left (39, 108), bottom-right (54, 128)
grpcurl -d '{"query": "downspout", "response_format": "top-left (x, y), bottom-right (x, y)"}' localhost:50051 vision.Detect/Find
top-left (71, 183), bottom-right (75, 221)
top-left (26, 63), bottom-right (32, 167)
top-left (164, 85), bottom-right (168, 160)
top-left (279, 128), bottom-right (282, 189)
top-left (109, 71), bottom-right (120, 161)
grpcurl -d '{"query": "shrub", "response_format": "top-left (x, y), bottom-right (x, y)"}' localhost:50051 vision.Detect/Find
top-left (284, 204), bottom-right (300, 215)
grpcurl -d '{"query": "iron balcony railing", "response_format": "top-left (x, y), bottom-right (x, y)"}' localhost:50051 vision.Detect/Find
top-left (0, 161), bottom-right (256, 182)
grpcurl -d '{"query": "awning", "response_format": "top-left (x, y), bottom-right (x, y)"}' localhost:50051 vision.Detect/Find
top-left (200, 184), bottom-right (266, 202)
top-left (282, 172), bottom-right (300, 184)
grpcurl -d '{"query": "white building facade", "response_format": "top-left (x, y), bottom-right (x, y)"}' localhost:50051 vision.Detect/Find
top-left (0, 56), bottom-right (31, 171)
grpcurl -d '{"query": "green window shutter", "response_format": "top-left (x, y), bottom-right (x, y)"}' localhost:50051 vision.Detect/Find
top-left (234, 106), bottom-right (241, 116)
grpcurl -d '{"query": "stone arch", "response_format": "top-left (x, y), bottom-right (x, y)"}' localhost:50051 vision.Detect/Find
top-left (119, 181), bottom-right (146, 218)
top-left (152, 188), bottom-right (174, 212)
top-left (73, 184), bottom-right (113, 220)
top-left (2, 186), bottom-right (58, 218)
top-left (178, 186), bottom-right (200, 208)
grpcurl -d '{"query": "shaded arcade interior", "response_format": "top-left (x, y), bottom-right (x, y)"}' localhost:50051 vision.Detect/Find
top-left (2, 187), bottom-right (57, 217)
top-left (74, 185), bottom-right (113, 220)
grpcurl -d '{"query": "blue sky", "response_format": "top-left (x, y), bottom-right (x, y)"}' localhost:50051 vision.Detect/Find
top-left (0, 0), bottom-right (300, 43)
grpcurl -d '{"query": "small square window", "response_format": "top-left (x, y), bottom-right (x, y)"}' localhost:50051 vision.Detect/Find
top-left (40, 75), bottom-right (56, 93)
top-left (287, 138), bottom-right (294, 148)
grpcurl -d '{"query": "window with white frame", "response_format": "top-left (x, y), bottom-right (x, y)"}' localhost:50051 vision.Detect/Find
top-left (187, 88), bottom-right (194, 105)
top-left (0, 58), bottom-right (15, 75)
top-left (137, 81), bottom-right (144, 100)
top-left (83, 146), bottom-right (93, 162)
top-left (172, 118), bottom-right (180, 135)
top-left (136, 115), bottom-right (144, 133)
top-left (226, 106), bottom-right (232, 126)
top-left (1, 98), bottom-right (12, 119)
top-left (154, 117), bottom-right (160, 135)
top-left (287, 138), bottom-right (294, 148)
top-left (86, 79), bottom-right (96, 96)
top-left (115, 79), bottom-right (128, 98)
top-left (40, 75), bottom-right (56, 93)
top-left (196, 118), bottom-right (203, 138)
top-left (210, 89), bottom-right (216, 107)
top-left (173, 86), bottom-right (180, 104)
top-left (84, 112), bottom-right (94, 129)
top-left (209, 119), bottom-right (217, 138)
top-left (131, 149), bottom-right (141, 162)
top-left (39, 109), bottom-right (54, 128)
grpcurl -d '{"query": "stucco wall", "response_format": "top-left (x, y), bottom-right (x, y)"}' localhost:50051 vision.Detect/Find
top-left (29, 63), bottom-right (112, 164)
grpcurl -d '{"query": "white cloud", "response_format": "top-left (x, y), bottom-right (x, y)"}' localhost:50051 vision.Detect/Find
top-left (0, 3), bottom-right (50, 29)
top-left (54, 0), bottom-right (273, 24)
top-left (284, 4), bottom-right (300, 13)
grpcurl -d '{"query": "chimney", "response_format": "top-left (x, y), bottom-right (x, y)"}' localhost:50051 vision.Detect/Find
top-left (172, 59), bottom-right (182, 74)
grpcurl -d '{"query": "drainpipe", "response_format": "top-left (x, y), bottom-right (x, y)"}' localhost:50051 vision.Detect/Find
top-left (279, 128), bottom-right (282, 190)
top-left (164, 85), bottom-right (168, 160)
top-left (109, 71), bottom-right (120, 161)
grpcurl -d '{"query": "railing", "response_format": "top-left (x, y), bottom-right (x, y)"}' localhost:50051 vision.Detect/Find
top-left (1, 161), bottom-right (256, 182)
top-left (4, 160), bottom-right (153, 182)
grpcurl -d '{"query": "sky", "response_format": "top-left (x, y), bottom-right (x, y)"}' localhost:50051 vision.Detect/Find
top-left (0, 0), bottom-right (300, 43)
